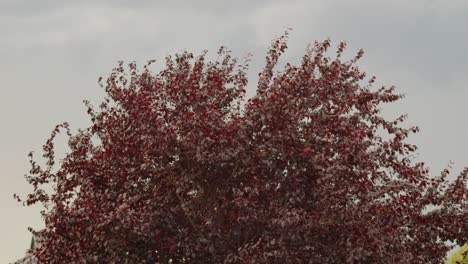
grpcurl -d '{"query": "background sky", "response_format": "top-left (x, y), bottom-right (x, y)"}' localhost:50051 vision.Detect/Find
top-left (1, 0), bottom-right (467, 262)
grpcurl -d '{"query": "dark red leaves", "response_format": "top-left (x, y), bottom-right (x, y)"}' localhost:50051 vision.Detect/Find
top-left (19, 32), bottom-right (468, 264)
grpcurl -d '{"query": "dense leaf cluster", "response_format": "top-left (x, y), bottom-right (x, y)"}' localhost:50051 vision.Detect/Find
top-left (21, 31), bottom-right (467, 263)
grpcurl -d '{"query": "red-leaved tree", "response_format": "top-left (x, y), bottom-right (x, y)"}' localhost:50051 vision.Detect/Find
top-left (19, 31), bottom-right (467, 263)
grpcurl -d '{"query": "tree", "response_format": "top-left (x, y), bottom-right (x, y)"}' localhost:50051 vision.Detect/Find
top-left (18, 30), bottom-right (467, 263)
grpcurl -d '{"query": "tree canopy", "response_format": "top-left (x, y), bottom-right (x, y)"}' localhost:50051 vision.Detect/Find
top-left (19, 31), bottom-right (467, 263)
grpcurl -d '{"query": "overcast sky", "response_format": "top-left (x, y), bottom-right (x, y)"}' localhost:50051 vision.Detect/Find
top-left (1, 0), bottom-right (467, 262)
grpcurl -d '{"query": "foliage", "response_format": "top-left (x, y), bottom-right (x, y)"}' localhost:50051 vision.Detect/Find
top-left (446, 244), bottom-right (468, 264)
top-left (19, 30), bottom-right (467, 263)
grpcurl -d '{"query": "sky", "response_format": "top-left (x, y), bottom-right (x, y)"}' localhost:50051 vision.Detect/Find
top-left (1, 0), bottom-right (467, 262)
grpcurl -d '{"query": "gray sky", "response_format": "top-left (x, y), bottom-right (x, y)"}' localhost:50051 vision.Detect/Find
top-left (1, 0), bottom-right (467, 262)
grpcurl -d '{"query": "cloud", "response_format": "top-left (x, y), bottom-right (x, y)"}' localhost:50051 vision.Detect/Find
top-left (249, 0), bottom-right (468, 89)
